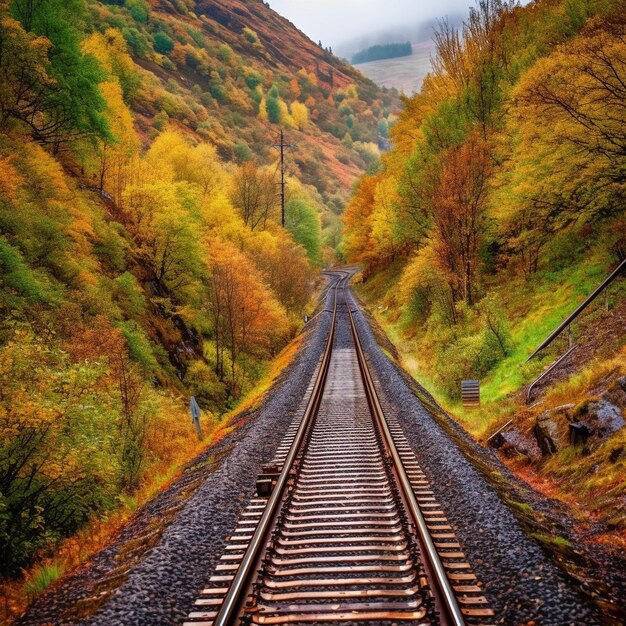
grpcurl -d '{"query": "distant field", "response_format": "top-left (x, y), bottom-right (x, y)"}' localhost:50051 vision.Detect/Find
top-left (355, 41), bottom-right (434, 94)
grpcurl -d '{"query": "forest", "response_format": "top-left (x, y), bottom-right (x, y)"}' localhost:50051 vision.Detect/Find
top-left (345, 0), bottom-right (625, 395)
top-left (2, 0), bottom-right (625, 619)
top-left (0, 0), bottom-right (394, 612)
top-left (343, 0), bottom-right (625, 544)
top-left (351, 42), bottom-right (413, 65)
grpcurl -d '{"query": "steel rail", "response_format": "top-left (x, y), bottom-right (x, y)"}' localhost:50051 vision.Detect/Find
top-left (344, 288), bottom-right (466, 626)
top-left (526, 345), bottom-right (578, 405)
top-left (526, 257), bottom-right (626, 362)
top-left (212, 271), bottom-right (346, 626)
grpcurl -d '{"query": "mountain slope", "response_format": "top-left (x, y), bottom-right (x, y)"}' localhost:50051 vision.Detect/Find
top-left (89, 0), bottom-right (396, 204)
top-left (0, 0), bottom-right (397, 604)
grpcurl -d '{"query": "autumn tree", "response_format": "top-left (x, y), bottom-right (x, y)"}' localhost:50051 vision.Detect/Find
top-left (146, 130), bottom-right (224, 197)
top-left (432, 0), bottom-right (516, 136)
top-left (82, 28), bottom-right (140, 103)
top-left (122, 180), bottom-right (203, 300)
top-left (254, 235), bottom-right (313, 312)
top-left (342, 174), bottom-right (379, 268)
top-left (7, 0), bottom-right (110, 149)
top-left (397, 145), bottom-right (439, 247)
top-left (208, 239), bottom-right (288, 395)
top-left (111, 337), bottom-right (146, 490)
top-left (230, 161), bottom-right (277, 231)
top-left (431, 133), bottom-right (491, 305)
top-left (64, 316), bottom-right (147, 490)
top-left (80, 79), bottom-right (138, 204)
top-left (291, 101), bottom-right (309, 130)
top-left (370, 176), bottom-right (402, 262)
top-left (512, 18), bottom-right (626, 228)
top-left (0, 5), bottom-right (51, 130)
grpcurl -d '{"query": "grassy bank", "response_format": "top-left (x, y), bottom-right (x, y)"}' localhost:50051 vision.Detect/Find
top-left (355, 258), bottom-right (626, 545)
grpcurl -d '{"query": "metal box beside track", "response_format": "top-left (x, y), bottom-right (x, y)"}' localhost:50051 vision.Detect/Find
top-left (462, 379), bottom-right (480, 407)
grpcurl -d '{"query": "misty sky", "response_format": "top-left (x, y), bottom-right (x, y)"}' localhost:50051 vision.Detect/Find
top-left (269, 0), bottom-right (476, 49)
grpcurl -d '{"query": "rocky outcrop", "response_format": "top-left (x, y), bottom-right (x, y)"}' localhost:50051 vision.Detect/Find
top-left (534, 404), bottom-right (575, 455)
top-left (576, 376), bottom-right (626, 439)
top-left (533, 377), bottom-right (625, 456)
top-left (497, 428), bottom-right (542, 460)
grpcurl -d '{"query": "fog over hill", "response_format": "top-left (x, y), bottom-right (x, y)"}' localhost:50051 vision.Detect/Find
top-left (334, 15), bottom-right (464, 59)
top-left (269, 0), bottom-right (472, 49)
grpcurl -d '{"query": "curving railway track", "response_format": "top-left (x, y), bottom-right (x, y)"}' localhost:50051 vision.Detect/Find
top-left (184, 271), bottom-right (494, 626)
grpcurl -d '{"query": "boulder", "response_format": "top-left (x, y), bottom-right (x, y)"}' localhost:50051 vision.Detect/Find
top-left (534, 404), bottom-right (574, 456)
top-left (498, 428), bottom-right (542, 461)
top-left (571, 376), bottom-right (624, 443)
top-left (575, 398), bottom-right (624, 440)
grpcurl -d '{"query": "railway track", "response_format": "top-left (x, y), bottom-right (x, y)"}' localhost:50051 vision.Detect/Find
top-left (185, 271), bottom-right (494, 626)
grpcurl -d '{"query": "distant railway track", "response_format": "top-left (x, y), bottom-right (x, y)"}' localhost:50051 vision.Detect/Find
top-left (185, 271), bottom-right (494, 626)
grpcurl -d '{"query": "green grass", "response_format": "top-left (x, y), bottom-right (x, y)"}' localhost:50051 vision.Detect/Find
top-left (25, 564), bottom-right (64, 595)
top-left (456, 255), bottom-right (615, 409)
top-left (479, 261), bottom-right (605, 402)
top-left (357, 250), bottom-right (622, 438)
top-left (506, 498), bottom-right (535, 516)
top-left (529, 532), bottom-right (573, 549)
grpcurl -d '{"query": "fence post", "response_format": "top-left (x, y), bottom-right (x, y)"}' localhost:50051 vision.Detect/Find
top-left (190, 396), bottom-right (203, 441)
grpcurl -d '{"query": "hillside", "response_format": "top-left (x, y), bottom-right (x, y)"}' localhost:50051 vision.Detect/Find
top-left (355, 41), bottom-right (434, 94)
top-left (0, 0), bottom-right (396, 614)
top-left (90, 0), bottom-right (397, 200)
top-left (343, 0), bottom-right (625, 548)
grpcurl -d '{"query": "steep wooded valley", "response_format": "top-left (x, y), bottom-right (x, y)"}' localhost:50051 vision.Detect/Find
top-left (1, 0), bottom-right (625, 622)
top-left (0, 0), bottom-right (396, 614)
top-left (343, 0), bottom-right (626, 562)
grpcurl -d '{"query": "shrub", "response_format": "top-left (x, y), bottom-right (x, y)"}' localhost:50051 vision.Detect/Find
top-left (234, 142), bottom-right (252, 162)
top-left (245, 72), bottom-right (263, 89)
top-left (153, 31), bottom-right (173, 54)
top-left (216, 43), bottom-right (233, 64)
top-left (266, 95), bottom-right (281, 124)
top-left (126, 0), bottom-right (149, 23)
top-left (242, 27), bottom-right (258, 44)
top-left (122, 27), bottom-right (149, 56)
top-left (209, 78), bottom-right (227, 102)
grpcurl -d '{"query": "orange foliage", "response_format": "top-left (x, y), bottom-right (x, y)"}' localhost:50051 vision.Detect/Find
top-left (289, 78), bottom-right (301, 99)
top-left (208, 238), bottom-right (289, 393)
top-left (0, 154), bottom-right (19, 198)
top-left (342, 173), bottom-right (381, 267)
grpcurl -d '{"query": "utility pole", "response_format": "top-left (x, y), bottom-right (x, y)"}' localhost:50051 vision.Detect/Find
top-left (272, 129), bottom-right (294, 227)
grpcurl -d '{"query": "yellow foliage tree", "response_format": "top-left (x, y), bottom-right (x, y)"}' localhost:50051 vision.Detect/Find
top-left (123, 179), bottom-right (204, 301)
top-left (290, 101), bottom-right (309, 130)
top-left (145, 129), bottom-right (224, 196)
top-left (207, 238), bottom-right (289, 394)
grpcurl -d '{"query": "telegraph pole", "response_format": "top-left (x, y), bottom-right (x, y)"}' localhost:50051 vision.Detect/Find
top-left (273, 129), bottom-right (294, 227)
